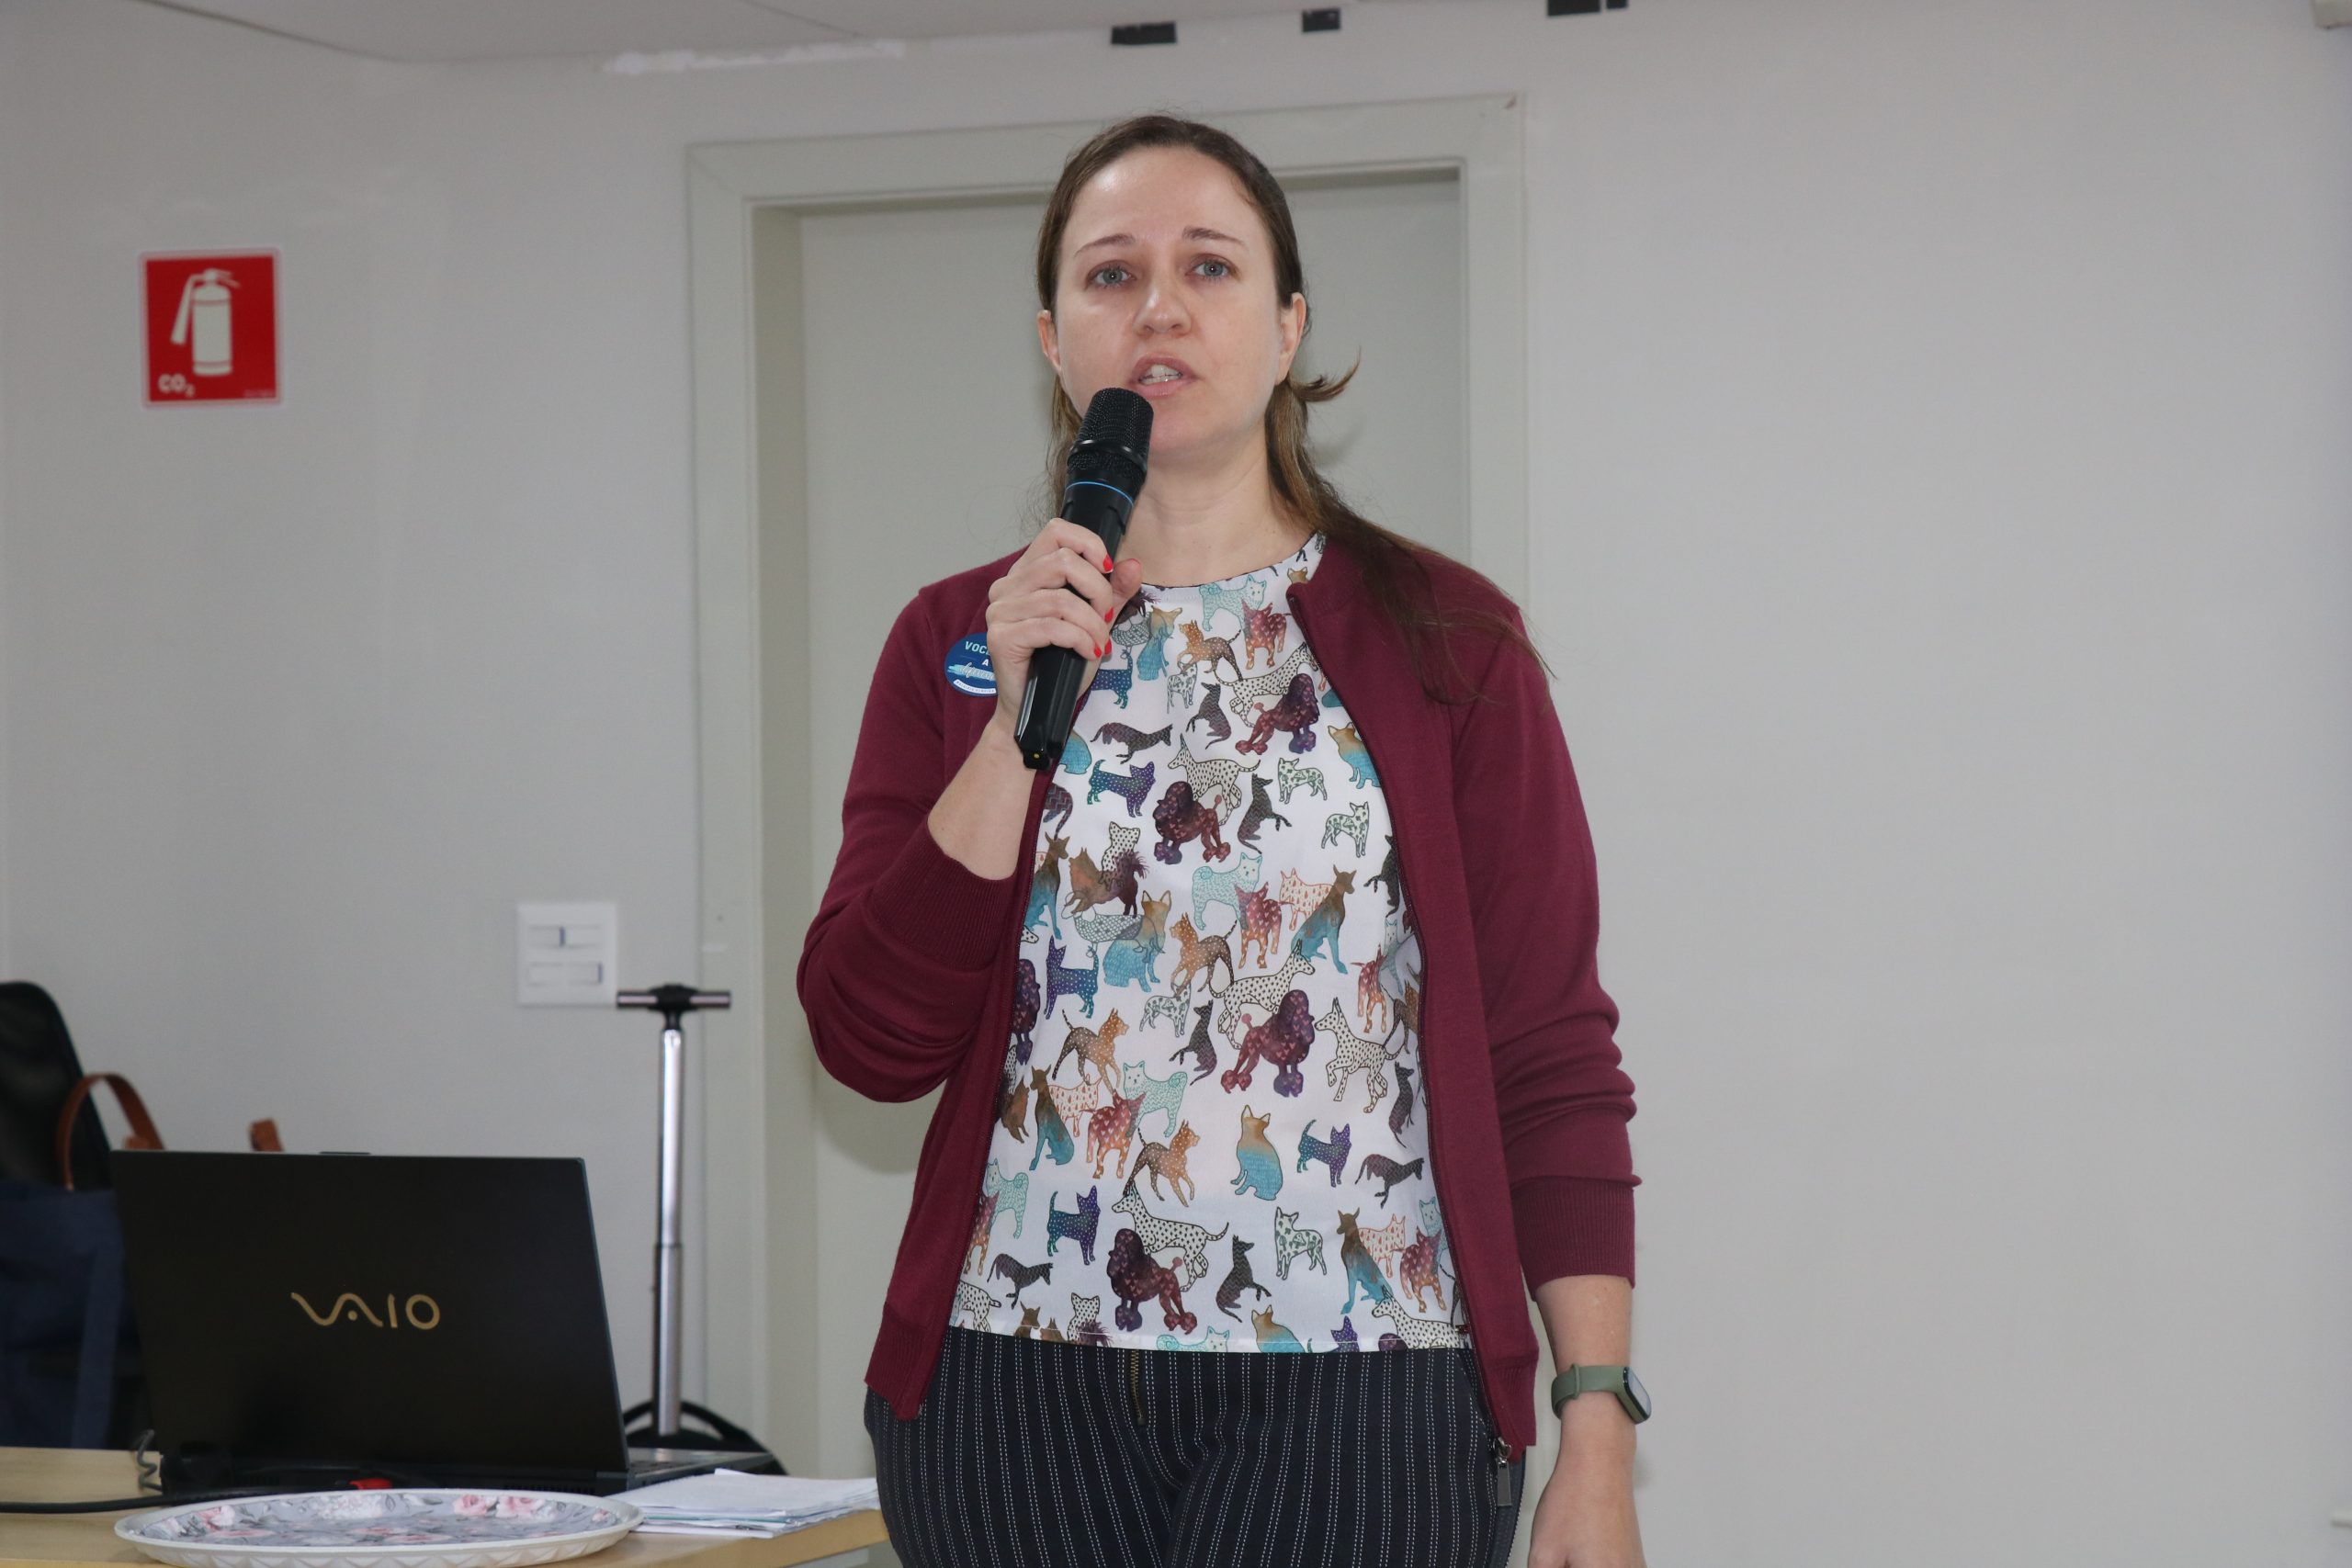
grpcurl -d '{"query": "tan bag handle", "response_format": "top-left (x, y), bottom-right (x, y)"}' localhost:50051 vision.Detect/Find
top-left (55, 1072), bottom-right (164, 1191)
top-left (52, 1077), bottom-right (285, 1187)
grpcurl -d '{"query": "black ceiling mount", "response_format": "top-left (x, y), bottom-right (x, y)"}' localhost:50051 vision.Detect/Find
top-left (1303, 7), bottom-right (1340, 29)
top-left (1549, 0), bottom-right (1630, 12)
top-left (1112, 21), bottom-right (1178, 44)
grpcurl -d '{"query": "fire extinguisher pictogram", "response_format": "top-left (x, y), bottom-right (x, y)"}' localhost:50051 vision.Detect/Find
top-left (142, 250), bottom-right (277, 404)
top-left (171, 267), bottom-right (237, 377)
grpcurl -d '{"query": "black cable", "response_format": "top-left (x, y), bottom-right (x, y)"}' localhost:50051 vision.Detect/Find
top-left (1, 1485), bottom-right (291, 1514)
top-left (134, 1427), bottom-right (162, 1492)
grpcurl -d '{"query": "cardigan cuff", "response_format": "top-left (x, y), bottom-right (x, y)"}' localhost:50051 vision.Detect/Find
top-left (1511, 1175), bottom-right (1637, 1292)
top-left (863, 816), bottom-right (1027, 975)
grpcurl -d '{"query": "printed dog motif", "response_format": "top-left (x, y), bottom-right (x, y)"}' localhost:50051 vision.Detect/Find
top-left (1295, 1120), bottom-right (1351, 1187)
top-left (1066, 823), bottom-right (1148, 918)
top-left (1397, 1227), bottom-right (1448, 1311)
top-left (1336, 1208), bottom-right (1396, 1315)
top-left (1164, 914), bottom-right (1235, 998)
top-left (1045, 1185), bottom-right (1101, 1264)
top-left (1174, 621), bottom-right (1246, 684)
top-left (1233, 884), bottom-right (1287, 969)
top-left (1238, 600), bottom-right (1290, 672)
top-left (1102, 891), bottom-right (1172, 991)
top-left (1105, 1227), bottom-right (1197, 1334)
top-left (1155, 1325), bottom-right (1233, 1351)
top-left (1044, 936), bottom-right (1101, 1019)
top-left (1238, 672), bottom-right (1321, 756)
top-left (1186, 679), bottom-right (1233, 743)
top-left (1272, 1205), bottom-right (1327, 1280)
top-left (1129, 1120), bottom-right (1200, 1205)
top-left (1355, 1153), bottom-right (1426, 1208)
top-left (1419, 1195), bottom-right (1451, 1275)
top-left (1215, 1235), bottom-right (1272, 1321)
top-left (980, 1160), bottom-right (1029, 1237)
top-left (1250, 1303), bottom-right (1306, 1351)
top-left (1222, 641), bottom-right (1316, 724)
top-left (1230, 1104), bottom-right (1282, 1200)
top-left (1053, 1010), bottom-right (1130, 1091)
top-left (1273, 869), bottom-right (1334, 940)
top-left (1027, 1066), bottom-right (1076, 1171)
top-left (1023, 834), bottom-right (1071, 943)
top-left (1091, 718), bottom-right (1173, 765)
top-left (1084, 757), bottom-right (1155, 818)
top-left (1068, 1292), bottom-right (1110, 1348)
top-left (1086, 1089), bottom-right (1147, 1179)
top-left (1120, 1055), bottom-right (1190, 1140)
top-left (1087, 659), bottom-right (1135, 710)
top-left (1323, 1002), bottom-right (1405, 1112)
top-left (952, 1279), bottom-right (996, 1330)
top-left (1274, 756), bottom-right (1328, 804)
top-left (1327, 721), bottom-right (1379, 788)
top-left (1112, 1175), bottom-right (1231, 1287)
top-left (1011, 957), bottom-right (1041, 1062)
top-left (1043, 1074), bottom-right (1102, 1133)
top-left (1160, 737), bottom-right (1249, 820)
top-left (1152, 780), bottom-right (1231, 865)
top-left (988, 1252), bottom-right (1051, 1308)
top-left (1370, 1295), bottom-right (1464, 1348)
top-left (1222, 989), bottom-right (1317, 1096)
top-left (1318, 799), bottom-right (1371, 859)
top-left (1170, 1002), bottom-right (1219, 1082)
top-left (1212, 953), bottom-right (1318, 1038)
top-left (1387, 1064), bottom-right (1419, 1143)
top-left (1352, 1210), bottom-right (1410, 1280)
top-left (1190, 847), bottom-right (1262, 929)
top-left (1233, 772), bottom-right (1291, 850)
top-left (1288, 869), bottom-right (1354, 973)
top-left (965, 1191), bottom-right (998, 1277)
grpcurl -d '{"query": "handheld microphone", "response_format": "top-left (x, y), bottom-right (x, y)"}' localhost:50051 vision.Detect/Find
top-left (1013, 387), bottom-right (1153, 771)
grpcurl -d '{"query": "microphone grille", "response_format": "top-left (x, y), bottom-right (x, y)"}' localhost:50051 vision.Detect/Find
top-left (1075, 386), bottom-right (1153, 468)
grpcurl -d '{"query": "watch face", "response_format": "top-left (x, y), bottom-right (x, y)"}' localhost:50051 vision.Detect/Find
top-left (1624, 1368), bottom-right (1652, 1418)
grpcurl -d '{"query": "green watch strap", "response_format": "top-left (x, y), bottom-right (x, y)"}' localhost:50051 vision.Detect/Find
top-left (1549, 1363), bottom-right (1651, 1424)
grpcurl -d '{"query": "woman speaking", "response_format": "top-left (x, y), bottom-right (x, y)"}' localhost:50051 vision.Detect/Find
top-left (798, 112), bottom-right (1648, 1568)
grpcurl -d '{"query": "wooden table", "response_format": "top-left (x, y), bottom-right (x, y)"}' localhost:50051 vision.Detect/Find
top-left (0, 1450), bottom-right (886, 1568)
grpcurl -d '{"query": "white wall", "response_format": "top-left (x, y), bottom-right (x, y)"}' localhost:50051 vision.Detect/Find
top-left (2, 0), bottom-right (2346, 1562)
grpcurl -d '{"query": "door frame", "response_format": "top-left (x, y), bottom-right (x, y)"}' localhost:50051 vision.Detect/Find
top-left (685, 95), bottom-right (1528, 1454)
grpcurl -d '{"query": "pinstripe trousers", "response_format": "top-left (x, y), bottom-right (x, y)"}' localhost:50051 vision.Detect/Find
top-left (864, 1325), bottom-right (1528, 1568)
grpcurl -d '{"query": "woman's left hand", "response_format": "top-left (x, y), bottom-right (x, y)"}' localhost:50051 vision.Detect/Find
top-left (1524, 1436), bottom-right (1645, 1568)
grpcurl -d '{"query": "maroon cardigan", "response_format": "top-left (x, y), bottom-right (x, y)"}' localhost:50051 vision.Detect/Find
top-left (797, 533), bottom-right (1640, 1456)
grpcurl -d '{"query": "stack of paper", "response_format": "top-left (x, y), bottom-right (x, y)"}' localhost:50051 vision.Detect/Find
top-left (615, 1468), bottom-right (882, 1538)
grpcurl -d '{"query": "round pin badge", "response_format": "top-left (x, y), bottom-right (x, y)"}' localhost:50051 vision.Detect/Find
top-left (944, 633), bottom-right (995, 696)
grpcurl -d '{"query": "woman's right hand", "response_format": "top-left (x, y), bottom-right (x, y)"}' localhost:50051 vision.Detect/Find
top-left (984, 517), bottom-right (1145, 739)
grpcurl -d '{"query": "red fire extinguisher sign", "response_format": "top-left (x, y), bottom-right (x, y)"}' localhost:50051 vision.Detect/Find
top-left (142, 251), bottom-right (278, 405)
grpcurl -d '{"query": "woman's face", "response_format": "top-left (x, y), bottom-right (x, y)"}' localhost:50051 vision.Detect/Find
top-left (1038, 145), bottom-right (1306, 468)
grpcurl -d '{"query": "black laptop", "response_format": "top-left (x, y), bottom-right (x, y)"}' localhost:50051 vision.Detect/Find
top-left (111, 1150), bottom-right (774, 1495)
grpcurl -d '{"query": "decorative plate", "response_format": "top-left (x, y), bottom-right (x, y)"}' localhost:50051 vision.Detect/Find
top-left (115, 1490), bottom-right (642, 1568)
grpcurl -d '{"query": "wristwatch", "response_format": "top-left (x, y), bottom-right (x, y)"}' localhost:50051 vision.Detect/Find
top-left (1550, 1364), bottom-right (1651, 1424)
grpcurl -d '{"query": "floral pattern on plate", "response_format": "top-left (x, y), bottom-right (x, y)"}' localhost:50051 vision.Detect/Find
top-left (117, 1489), bottom-right (640, 1568)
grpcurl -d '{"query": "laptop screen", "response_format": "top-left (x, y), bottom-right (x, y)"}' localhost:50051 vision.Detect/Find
top-left (112, 1151), bottom-right (632, 1480)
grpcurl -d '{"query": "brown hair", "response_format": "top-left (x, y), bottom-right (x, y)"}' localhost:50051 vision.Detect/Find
top-left (1032, 112), bottom-right (1551, 707)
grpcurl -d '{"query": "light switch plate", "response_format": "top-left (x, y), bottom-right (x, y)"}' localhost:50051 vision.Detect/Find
top-left (517, 902), bottom-right (617, 1006)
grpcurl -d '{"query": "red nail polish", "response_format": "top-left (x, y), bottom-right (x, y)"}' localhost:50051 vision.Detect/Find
top-left (1102, 558), bottom-right (1113, 570)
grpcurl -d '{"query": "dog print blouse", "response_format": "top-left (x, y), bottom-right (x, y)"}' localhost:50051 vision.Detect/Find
top-left (956, 527), bottom-right (1473, 1356)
